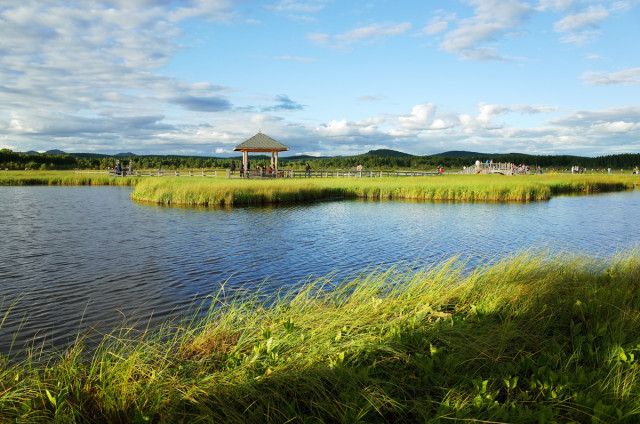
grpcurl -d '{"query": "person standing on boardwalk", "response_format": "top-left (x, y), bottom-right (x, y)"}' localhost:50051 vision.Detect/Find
top-left (305, 162), bottom-right (311, 177)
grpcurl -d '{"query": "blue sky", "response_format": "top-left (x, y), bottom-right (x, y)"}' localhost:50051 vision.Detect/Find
top-left (1, 0), bottom-right (639, 157)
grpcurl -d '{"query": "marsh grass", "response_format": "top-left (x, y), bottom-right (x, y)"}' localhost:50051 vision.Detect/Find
top-left (130, 174), bottom-right (637, 206)
top-left (2, 171), bottom-right (636, 204)
top-left (2, 251), bottom-right (640, 423)
top-left (0, 171), bottom-right (137, 186)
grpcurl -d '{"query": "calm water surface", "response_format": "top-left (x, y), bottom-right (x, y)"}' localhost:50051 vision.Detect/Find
top-left (1, 186), bottom-right (639, 354)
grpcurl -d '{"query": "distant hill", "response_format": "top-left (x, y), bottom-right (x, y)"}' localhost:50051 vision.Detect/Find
top-left (432, 151), bottom-right (490, 158)
top-left (115, 152), bottom-right (137, 157)
top-left (284, 154), bottom-right (329, 160)
top-left (365, 149), bottom-right (413, 158)
top-left (44, 149), bottom-right (66, 155)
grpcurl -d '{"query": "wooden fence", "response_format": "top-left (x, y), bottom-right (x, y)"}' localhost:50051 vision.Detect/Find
top-left (100, 169), bottom-right (443, 179)
top-left (104, 170), bottom-right (219, 178)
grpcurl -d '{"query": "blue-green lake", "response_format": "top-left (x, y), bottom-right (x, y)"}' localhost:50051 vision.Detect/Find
top-left (1, 186), bottom-right (638, 354)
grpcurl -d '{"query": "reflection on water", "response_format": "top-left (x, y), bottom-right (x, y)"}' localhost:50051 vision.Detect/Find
top-left (0, 186), bottom-right (639, 354)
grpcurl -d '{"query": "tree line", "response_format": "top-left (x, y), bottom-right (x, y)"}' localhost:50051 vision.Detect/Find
top-left (1, 148), bottom-right (639, 171)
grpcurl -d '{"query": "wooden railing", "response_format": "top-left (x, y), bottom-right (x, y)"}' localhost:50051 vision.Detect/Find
top-left (107, 170), bottom-right (219, 177)
top-left (104, 169), bottom-right (443, 178)
top-left (270, 170), bottom-right (441, 178)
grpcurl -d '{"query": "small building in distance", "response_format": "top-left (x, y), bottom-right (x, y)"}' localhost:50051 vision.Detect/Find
top-left (233, 132), bottom-right (289, 176)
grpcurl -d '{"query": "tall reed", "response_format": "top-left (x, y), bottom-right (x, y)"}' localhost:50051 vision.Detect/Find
top-left (0, 171), bottom-right (137, 186)
top-left (2, 250), bottom-right (640, 423)
top-left (131, 174), bottom-right (636, 206)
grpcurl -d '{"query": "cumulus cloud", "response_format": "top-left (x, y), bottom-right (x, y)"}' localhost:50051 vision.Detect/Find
top-left (0, 0), bottom-right (243, 154)
top-left (315, 117), bottom-right (384, 137)
top-left (549, 106), bottom-right (640, 129)
top-left (398, 104), bottom-right (439, 130)
top-left (1, 1), bottom-right (638, 157)
top-left (581, 67), bottom-right (640, 85)
top-left (591, 121), bottom-right (640, 133)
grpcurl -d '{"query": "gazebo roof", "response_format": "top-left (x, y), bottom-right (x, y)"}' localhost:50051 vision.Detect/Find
top-left (233, 132), bottom-right (289, 152)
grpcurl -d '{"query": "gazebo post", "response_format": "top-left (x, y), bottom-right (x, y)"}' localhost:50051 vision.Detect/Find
top-left (243, 151), bottom-right (248, 177)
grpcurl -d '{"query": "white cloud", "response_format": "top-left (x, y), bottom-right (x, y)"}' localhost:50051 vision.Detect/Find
top-left (581, 67), bottom-right (640, 85)
top-left (552, 2), bottom-right (634, 45)
top-left (554, 7), bottom-right (609, 32)
top-left (315, 117), bottom-right (384, 137)
top-left (266, 0), bottom-right (329, 13)
top-left (265, 0), bottom-right (330, 22)
top-left (1, 1), bottom-right (639, 157)
top-left (550, 106), bottom-right (640, 129)
top-left (512, 104), bottom-right (560, 114)
top-left (591, 121), bottom-right (640, 132)
top-left (309, 22), bottom-right (412, 50)
top-left (536, 0), bottom-right (575, 11)
top-left (398, 104), bottom-right (438, 129)
top-left (440, 0), bottom-right (532, 60)
top-left (0, 0), bottom-right (243, 154)
top-left (420, 11), bottom-right (456, 35)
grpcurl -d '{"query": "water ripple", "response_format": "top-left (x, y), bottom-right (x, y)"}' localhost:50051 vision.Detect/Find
top-left (1, 187), bottom-right (640, 354)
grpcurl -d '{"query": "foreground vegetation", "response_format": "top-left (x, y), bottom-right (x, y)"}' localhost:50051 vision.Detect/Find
top-left (130, 174), bottom-right (638, 205)
top-left (2, 251), bottom-right (640, 423)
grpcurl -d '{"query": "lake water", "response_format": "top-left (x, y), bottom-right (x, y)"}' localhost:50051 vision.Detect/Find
top-left (1, 186), bottom-right (639, 355)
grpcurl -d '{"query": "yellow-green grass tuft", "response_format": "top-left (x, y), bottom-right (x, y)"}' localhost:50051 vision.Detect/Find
top-left (2, 250), bottom-right (640, 422)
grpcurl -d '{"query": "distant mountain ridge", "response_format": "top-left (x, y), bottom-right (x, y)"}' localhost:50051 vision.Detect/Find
top-left (365, 149), bottom-right (413, 158)
top-left (44, 149), bottom-right (67, 155)
top-left (432, 150), bottom-right (490, 158)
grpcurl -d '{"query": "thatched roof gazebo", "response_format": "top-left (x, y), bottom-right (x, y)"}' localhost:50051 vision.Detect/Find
top-left (233, 132), bottom-right (289, 177)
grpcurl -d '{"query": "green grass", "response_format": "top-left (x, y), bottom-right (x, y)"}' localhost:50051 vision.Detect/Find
top-left (130, 174), bottom-right (637, 206)
top-left (2, 251), bottom-right (640, 423)
top-left (0, 171), bottom-right (137, 186)
top-left (2, 172), bottom-right (636, 204)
